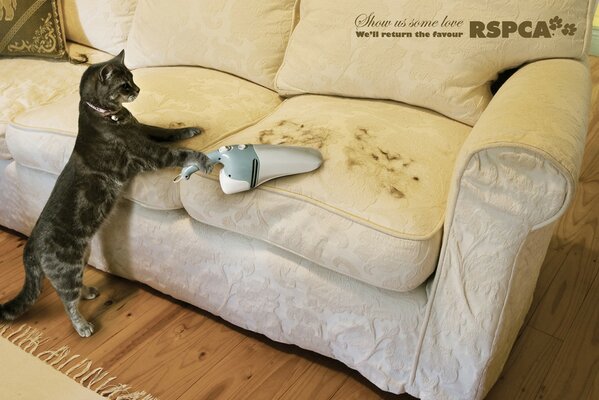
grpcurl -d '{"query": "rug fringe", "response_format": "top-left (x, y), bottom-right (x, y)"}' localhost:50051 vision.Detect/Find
top-left (0, 323), bottom-right (47, 353)
top-left (0, 322), bottom-right (10, 335)
top-left (0, 322), bottom-right (158, 399)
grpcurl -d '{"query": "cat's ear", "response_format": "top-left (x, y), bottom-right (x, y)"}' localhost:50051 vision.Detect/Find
top-left (99, 63), bottom-right (116, 83)
top-left (113, 50), bottom-right (125, 65)
top-left (99, 50), bottom-right (125, 82)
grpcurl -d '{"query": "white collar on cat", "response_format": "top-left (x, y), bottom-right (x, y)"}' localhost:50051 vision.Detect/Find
top-left (86, 102), bottom-right (119, 121)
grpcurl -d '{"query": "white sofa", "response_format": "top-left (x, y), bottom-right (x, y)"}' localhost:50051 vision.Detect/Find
top-left (0, 1), bottom-right (594, 399)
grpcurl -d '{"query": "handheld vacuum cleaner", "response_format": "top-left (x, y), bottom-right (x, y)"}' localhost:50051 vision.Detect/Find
top-left (174, 144), bottom-right (323, 194)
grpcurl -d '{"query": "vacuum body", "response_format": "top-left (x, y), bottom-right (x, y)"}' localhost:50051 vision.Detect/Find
top-left (174, 144), bottom-right (323, 194)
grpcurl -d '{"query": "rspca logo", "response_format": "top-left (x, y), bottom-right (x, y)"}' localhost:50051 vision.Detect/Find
top-left (470, 16), bottom-right (577, 38)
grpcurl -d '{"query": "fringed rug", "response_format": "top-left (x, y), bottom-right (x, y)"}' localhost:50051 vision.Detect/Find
top-left (0, 323), bottom-right (157, 400)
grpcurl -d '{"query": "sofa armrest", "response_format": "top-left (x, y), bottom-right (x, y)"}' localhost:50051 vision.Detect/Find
top-left (409, 59), bottom-right (591, 400)
top-left (458, 58), bottom-right (590, 200)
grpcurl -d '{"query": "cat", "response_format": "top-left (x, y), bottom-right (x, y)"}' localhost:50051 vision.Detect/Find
top-left (0, 50), bottom-right (212, 337)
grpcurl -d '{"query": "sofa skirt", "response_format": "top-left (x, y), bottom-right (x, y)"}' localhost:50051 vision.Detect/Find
top-left (0, 160), bottom-right (430, 396)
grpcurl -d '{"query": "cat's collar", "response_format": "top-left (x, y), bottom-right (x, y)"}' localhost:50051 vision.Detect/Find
top-left (85, 102), bottom-right (120, 121)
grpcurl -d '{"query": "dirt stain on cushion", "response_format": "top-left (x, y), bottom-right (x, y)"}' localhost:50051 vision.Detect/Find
top-left (258, 120), bottom-right (330, 150)
top-left (256, 123), bottom-right (418, 201)
top-left (345, 127), bottom-right (416, 201)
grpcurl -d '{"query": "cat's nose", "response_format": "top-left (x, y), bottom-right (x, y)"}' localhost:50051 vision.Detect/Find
top-left (128, 86), bottom-right (140, 102)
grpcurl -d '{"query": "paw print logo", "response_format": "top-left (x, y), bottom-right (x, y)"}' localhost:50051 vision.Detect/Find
top-left (549, 16), bottom-right (563, 30)
top-left (561, 23), bottom-right (577, 36)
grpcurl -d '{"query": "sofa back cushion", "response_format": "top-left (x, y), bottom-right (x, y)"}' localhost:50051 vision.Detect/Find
top-left (62, 0), bottom-right (138, 55)
top-left (275, 0), bottom-right (594, 125)
top-left (125, 0), bottom-right (297, 89)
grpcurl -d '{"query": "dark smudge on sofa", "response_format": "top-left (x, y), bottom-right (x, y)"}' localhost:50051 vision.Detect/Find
top-left (257, 123), bottom-right (419, 201)
top-left (346, 156), bottom-right (362, 168)
top-left (355, 127), bottom-right (371, 141)
top-left (378, 147), bottom-right (401, 161)
top-left (389, 186), bottom-right (405, 199)
top-left (258, 120), bottom-right (330, 150)
top-left (344, 127), bottom-right (420, 201)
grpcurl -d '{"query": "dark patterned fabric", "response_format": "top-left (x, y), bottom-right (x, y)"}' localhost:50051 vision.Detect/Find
top-left (0, 0), bottom-right (67, 59)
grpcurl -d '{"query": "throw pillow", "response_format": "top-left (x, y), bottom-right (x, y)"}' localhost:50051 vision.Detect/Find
top-left (125, 0), bottom-right (297, 90)
top-left (275, 0), bottom-right (593, 125)
top-left (0, 0), bottom-right (67, 59)
top-left (62, 0), bottom-right (138, 55)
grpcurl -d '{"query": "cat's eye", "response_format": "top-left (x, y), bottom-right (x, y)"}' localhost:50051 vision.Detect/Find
top-left (121, 83), bottom-right (131, 90)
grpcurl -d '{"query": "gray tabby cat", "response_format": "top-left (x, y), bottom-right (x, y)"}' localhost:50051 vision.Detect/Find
top-left (0, 50), bottom-right (212, 337)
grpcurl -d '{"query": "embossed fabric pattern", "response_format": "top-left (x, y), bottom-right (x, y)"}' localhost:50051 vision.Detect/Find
top-left (125, 0), bottom-right (297, 89)
top-left (0, 0), bottom-right (67, 59)
top-left (276, 0), bottom-right (593, 125)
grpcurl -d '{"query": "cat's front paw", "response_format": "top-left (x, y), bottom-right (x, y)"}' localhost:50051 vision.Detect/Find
top-left (74, 320), bottom-right (95, 337)
top-left (182, 127), bottom-right (203, 139)
top-left (195, 152), bottom-right (214, 174)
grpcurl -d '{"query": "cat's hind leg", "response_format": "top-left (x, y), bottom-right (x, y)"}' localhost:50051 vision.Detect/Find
top-left (81, 285), bottom-right (99, 300)
top-left (44, 260), bottom-right (94, 337)
top-left (81, 246), bottom-right (100, 300)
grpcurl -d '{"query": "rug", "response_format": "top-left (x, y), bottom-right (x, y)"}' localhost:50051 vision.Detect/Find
top-left (0, 323), bottom-right (157, 400)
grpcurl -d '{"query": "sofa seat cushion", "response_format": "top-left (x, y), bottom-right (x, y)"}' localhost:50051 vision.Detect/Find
top-left (0, 42), bottom-right (112, 159)
top-left (180, 95), bottom-right (471, 291)
top-left (6, 66), bottom-right (282, 210)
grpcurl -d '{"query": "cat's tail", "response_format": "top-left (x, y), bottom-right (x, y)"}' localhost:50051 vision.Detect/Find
top-left (0, 245), bottom-right (44, 321)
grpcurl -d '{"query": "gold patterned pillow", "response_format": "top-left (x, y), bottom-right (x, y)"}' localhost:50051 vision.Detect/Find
top-left (0, 0), bottom-right (67, 59)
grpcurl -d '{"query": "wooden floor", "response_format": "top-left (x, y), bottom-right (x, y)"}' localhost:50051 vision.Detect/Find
top-left (1, 58), bottom-right (599, 399)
